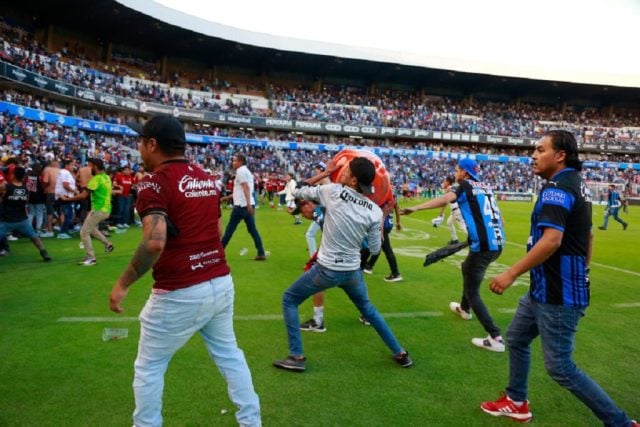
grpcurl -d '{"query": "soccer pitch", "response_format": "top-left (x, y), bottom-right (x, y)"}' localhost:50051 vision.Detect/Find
top-left (1, 201), bottom-right (638, 426)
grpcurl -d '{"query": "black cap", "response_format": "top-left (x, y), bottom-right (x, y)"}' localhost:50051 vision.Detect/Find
top-left (349, 157), bottom-right (375, 195)
top-left (128, 115), bottom-right (186, 150)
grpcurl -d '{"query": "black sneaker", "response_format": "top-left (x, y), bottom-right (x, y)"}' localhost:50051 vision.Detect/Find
top-left (358, 315), bottom-right (371, 326)
top-left (448, 239), bottom-right (459, 245)
top-left (273, 355), bottom-right (306, 371)
top-left (623, 223), bottom-right (628, 230)
top-left (105, 243), bottom-right (114, 253)
top-left (598, 226), bottom-right (606, 230)
top-left (383, 274), bottom-right (403, 282)
top-left (40, 249), bottom-right (52, 262)
top-left (394, 351), bottom-right (413, 368)
top-left (300, 318), bottom-right (326, 332)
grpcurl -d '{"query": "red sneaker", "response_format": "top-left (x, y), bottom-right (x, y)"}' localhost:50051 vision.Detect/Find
top-left (481, 392), bottom-right (532, 423)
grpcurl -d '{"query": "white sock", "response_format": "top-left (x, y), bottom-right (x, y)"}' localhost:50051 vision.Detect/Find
top-left (313, 306), bottom-right (324, 324)
top-left (507, 395), bottom-right (523, 406)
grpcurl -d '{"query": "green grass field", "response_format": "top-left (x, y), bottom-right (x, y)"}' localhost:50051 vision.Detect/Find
top-left (1, 200), bottom-right (638, 426)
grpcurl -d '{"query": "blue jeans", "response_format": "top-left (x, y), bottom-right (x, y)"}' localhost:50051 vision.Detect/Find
top-left (116, 195), bottom-right (132, 225)
top-left (602, 207), bottom-right (627, 229)
top-left (282, 264), bottom-right (404, 357)
top-left (221, 206), bottom-right (265, 256)
top-left (0, 218), bottom-right (37, 239)
top-left (59, 202), bottom-right (74, 234)
top-left (27, 203), bottom-right (46, 231)
top-left (133, 275), bottom-right (261, 427)
top-left (506, 294), bottom-right (631, 426)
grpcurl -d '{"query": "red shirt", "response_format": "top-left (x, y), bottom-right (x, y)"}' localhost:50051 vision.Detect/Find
top-left (113, 172), bottom-right (133, 196)
top-left (135, 160), bottom-right (230, 291)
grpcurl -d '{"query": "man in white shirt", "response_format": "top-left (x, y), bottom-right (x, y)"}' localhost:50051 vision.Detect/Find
top-left (435, 176), bottom-right (467, 244)
top-left (272, 157), bottom-right (412, 372)
top-left (221, 154), bottom-right (267, 260)
top-left (278, 172), bottom-right (301, 224)
top-left (54, 160), bottom-right (76, 239)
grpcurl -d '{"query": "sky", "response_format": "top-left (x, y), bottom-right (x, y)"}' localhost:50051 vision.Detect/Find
top-left (120, 0), bottom-right (640, 88)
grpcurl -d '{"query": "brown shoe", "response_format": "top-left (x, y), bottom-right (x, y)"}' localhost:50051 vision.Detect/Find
top-left (254, 255), bottom-right (267, 261)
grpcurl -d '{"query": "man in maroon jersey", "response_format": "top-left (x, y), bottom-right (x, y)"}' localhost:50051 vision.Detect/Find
top-left (112, 165), bottom-right (134, 228)
top-left (108, 115), bottom-right (261, 427)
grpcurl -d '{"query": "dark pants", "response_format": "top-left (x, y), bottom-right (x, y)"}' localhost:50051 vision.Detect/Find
top-left (460, 249), bottom-right (502, 338)
top-left (365, 229), bottom-right (400, 276)
top-left (221, 206), bottom-right (265, 256)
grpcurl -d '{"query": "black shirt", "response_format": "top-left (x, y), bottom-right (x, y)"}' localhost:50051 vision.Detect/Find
top-left (27, 174), bottom-right (46, 204)
top-left (529, 168), bottom-right (592, 307)
top-left (2, 183), bottom-right (29, 222)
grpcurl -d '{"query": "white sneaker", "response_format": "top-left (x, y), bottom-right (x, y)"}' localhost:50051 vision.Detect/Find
top-left (57, 233), bottom-right (72, 239)
top-left (362, 268), bottom-right (373, 275)
top-left (472, 335), bottom-right (505, 353)
top-left (449, 302), bottom-right (472, 320)
top-left (78, 258), bottom-right (97, 266)
top-left (7, 235), bottom-right (18, 241)
top-left (39, 231), bottom-right (54, 238)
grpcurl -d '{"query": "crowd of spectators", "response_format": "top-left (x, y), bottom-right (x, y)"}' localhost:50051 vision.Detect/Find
top-left (2, 23), bottom-right (640, 145)
top-left (3, 111), bottom-right (640, 197)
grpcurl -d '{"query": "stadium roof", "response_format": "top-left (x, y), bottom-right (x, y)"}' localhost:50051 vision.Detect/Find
top-left (6, 0), bottom-right (640, 104)
top-left (120, 0), bottom-right (640, 89)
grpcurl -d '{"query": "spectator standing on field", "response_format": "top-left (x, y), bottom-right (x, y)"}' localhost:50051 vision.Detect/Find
top-left (40, 159), bottom-right (60, 238)
top-left (481, 130), bottom-right (637, 426)
top-left (109, 115), bottom-right (261, 427)
top-left (221, 154), bottom-right (267, 261)
top-left (54, 160), bottom-right (77, 239)
top-left (0, 167), bottom-right (51, 261)
top-left (402, 158), bottom-right (505, 352)
top-left (26, 163), bottom-right (46, 236)
top-left (273, 157), bottom-right (412, 371)
top-left (66, 158), bottom-right (114, 266)
top-left (598, 184), bottom-right (628, 231)
top-left (362, 199), bottom-right (403, 282)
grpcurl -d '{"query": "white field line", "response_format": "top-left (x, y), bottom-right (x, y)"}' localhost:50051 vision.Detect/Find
top-left (404, 217), bottom-right (640, 277)
top-left (57, 311), bottom-right (443, 323)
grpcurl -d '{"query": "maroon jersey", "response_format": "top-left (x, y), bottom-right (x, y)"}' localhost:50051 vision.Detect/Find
top-left (113, 172), bottom-right (133, 196)
top-left (135, 159), bottom-right (230, 291)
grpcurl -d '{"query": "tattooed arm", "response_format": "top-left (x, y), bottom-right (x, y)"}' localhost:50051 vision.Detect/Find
top-left (109, 213), bottom-right (167, 313)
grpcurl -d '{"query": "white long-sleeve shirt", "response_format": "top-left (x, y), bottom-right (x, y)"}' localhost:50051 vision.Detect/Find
top-left (294, 183), bottom-right (382, 271)
top-left (277, 179), bottom-right (297, 202)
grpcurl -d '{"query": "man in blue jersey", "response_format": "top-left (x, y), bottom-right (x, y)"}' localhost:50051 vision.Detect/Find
top-left (481, 130), bottom-right (637, 425)
top-left (402, 158), bottom-right (505, 352)
top-left (598, 184), bottom-right (628, 231)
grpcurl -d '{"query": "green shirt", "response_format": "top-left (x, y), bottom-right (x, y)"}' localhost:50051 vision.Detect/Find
top-left (87, 172), bottom-right (112, 213)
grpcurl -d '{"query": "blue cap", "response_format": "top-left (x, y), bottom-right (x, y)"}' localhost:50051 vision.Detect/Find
top-left (458, 158), bottom-right (480, 181)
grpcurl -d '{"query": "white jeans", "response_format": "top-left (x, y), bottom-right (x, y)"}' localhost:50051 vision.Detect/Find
top-left (448, 207), bottom-right (466, 241)
top-left (133, 275), bottom-right (261, 427)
